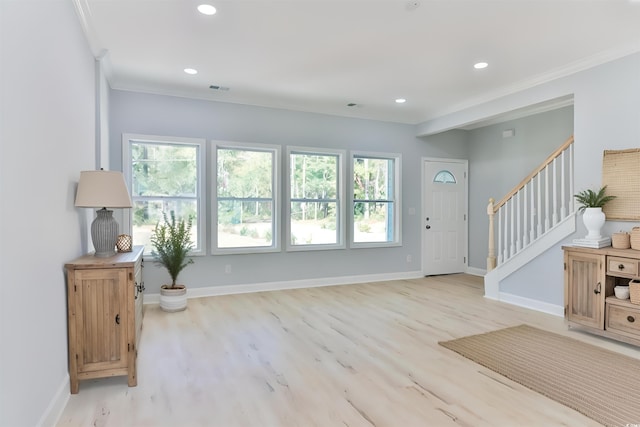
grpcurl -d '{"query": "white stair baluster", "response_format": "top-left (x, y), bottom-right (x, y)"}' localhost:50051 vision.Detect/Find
top-left (552, 158), bottom-right (558, 226)
top-left (537, 173), bottom-right (543, 237)
top-left (560, 149), bottom-right (567, 219)
top-left (523, 184), bottom-right (529, 247)
top-left (510, 198), bottom-right (516, 258)
top-left (498, 206), bottom-right (503, 264)
top-left (544, 166), bottom-right (550, 232)
top-left (516, 191), bottom-right (522, 251)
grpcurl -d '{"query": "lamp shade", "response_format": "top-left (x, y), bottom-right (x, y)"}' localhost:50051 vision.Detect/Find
top-left (75, 170), bottom-right (132, 208)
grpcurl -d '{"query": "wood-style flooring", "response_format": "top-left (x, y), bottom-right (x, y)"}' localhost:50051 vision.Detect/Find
top-left (57, 274), bottom-right (639, 427)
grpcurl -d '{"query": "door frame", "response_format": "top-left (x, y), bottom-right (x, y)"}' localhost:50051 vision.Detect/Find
top-left (421, 157), bottom-right (469, 276)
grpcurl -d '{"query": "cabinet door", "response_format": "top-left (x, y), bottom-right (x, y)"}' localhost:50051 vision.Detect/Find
top-left (74, 268), bottom-right (128, 373)
top-left (566, 252), bottom-right (605, 329)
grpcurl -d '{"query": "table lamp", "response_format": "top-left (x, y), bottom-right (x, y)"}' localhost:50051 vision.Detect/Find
top-left (75, 170), bottom-right (133, 257)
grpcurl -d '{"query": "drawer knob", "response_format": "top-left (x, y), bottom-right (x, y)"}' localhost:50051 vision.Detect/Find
top-left (628, 316), bottom-right (635, 323)
top-left (618, 264), bottom-right (625, 270)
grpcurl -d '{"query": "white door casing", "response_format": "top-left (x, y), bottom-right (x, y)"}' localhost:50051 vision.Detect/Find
top-left (422, 159), bottom-right (468, 275)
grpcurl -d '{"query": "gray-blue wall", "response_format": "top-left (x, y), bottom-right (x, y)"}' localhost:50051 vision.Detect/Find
top-left (109, 91), bottom-right (469, 293)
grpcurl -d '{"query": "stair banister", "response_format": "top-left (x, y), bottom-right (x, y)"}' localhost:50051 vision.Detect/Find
top-left (487, 135), bottom-right (574, 272)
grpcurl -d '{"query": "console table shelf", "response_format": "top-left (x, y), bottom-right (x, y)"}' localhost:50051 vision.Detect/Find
top-left (563, 245), bottom-right (640, 346)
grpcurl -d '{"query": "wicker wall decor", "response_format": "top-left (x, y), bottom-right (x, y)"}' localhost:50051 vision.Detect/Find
top-left (602, 148), bottom-right (640, 220)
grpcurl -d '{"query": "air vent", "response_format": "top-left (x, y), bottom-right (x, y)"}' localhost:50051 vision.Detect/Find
top-left (209, 85), bottom-right (230, 91)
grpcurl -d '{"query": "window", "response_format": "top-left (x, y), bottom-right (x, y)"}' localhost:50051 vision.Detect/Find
top-left (351, 152), bottom-right (401, 247)
top-left (287, 147), bottom-right (345, 250)
top-left (434, 170), bottom-right (456, 184)
top-left (123, 134), bottom-right (206, 255)
top-left (213, 142), bottom-right (280, 253)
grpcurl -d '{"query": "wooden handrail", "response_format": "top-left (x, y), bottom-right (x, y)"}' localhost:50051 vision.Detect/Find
top-left (493, 135), bottom-right (574, 213)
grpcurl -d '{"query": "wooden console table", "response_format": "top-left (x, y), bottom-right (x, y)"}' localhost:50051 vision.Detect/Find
top-left (563, 245), bottom-right (640, 346)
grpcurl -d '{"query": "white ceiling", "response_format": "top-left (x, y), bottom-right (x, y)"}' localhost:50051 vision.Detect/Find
top-left (75, 0), bottom-right (640, 125)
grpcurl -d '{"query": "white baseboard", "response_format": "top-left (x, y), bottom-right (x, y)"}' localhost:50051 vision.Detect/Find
top-left (498, 291), bottom-right (564, 317)
top-left (144, 270), bottom-right (425, 304)
top-left (37, 374), bottom-right (70, 427)
top-left (466, 266), bottom-right (486, 276)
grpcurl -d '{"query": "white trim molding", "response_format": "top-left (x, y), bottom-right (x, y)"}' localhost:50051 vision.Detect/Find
top-left (144, 270), bottom-right (425, 304)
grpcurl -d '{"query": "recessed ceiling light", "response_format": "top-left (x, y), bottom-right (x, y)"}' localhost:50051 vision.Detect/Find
top-left (197, 4), bottom-right (217, 15)
top-left (184, 68), bottom-right (198, 75)
top-left (395, 98), bottom-right (406, 104)
top-left (474, 62), bottom-right (489, 69)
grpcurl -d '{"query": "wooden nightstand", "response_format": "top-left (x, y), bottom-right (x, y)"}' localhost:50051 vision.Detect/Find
top-left (65, 246), bottom-right (144, 393)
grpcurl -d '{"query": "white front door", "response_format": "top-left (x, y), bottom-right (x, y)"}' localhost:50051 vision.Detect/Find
top-left (422, 159), bottom-right (467, 275)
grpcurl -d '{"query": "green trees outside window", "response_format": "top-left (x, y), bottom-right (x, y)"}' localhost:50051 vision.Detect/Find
top-left (216, 147), bottom-right (275, 249)
top-left (129, 140), bottom-right (201, 253)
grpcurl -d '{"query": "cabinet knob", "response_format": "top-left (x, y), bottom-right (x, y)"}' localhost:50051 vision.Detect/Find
top-left (618, 264), bottom-right (625, 270)
top-left (115, 314), bottom-right (120, 325)
top-left (593, 282), bottom-right (601, 295)
top-left (628, 316), bottom-right (635, 323)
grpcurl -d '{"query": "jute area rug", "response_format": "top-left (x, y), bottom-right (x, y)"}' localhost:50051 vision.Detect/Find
top-left (439, 325), bottom-right (640, 427)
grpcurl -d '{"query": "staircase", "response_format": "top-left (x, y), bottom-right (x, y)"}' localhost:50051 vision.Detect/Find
top-left (484, 135), bottom-right (576, 300)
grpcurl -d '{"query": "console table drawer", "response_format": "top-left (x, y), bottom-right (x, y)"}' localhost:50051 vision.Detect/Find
top-left (607, 256), bottom-right (639, 278)
top-left (606, 303), bottom-right (640, 338)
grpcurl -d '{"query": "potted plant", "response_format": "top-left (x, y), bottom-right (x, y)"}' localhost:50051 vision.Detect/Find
top-left (150, 210), bottom-right (194, 312)
top-left (574, 186), bottom-right (616, 240)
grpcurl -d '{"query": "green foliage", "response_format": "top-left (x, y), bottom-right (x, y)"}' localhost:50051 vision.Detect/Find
top-left (574, 186), bottom-right (616, 212)
top-left (131, 143), bottom-right (198, 228)
top-left (150, 211), bottom-right (194, 288)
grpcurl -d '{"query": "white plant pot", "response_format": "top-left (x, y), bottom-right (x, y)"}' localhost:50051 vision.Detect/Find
top-left (160, 285), bottom-right (187, 312)
top-left (582, 207), bottom-right (606, 240)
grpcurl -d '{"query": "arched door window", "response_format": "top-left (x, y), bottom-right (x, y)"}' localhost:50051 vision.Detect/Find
top-left (433, 170), bottom-right (456, 184)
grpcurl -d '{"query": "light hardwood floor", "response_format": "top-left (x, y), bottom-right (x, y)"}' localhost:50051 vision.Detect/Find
top-left (57, 274), bottom-right (639, 427)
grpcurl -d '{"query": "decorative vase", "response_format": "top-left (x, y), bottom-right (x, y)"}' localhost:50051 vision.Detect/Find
top-left (582, 207), bottom-right (606, 240)
top-left (159, 285), bottom-right (187, 312)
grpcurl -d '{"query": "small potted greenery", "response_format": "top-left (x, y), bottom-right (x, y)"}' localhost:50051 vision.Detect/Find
top-left (573, 185), bottom-right (616, 212)
top-left (150, 210), bottom-right (194, 312)
top-left (574, 185), bottom-right (616, 240)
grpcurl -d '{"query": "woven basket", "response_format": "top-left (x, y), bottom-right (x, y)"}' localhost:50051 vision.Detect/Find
top-left (631, 227), bottom-right (640, 250)
top-left (612, 232), bottom-right (631, 249)
top-left (630, 279), bottom-right (640, 305)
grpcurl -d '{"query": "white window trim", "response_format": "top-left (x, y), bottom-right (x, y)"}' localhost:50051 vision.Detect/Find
top-left (211, 140), bottom-right (281, 255)
top-left (286, 146), bottom-right (346, 252)
top-left (350, 150), bottom-right (402, 249)
top-left (122, 133), bottom-right (207, 256)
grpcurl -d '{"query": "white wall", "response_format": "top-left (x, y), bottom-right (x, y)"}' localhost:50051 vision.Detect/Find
top-left (418, 52), bottom-right (640, 306)
top-left (0, 1), bottom-right (96, 425)
top-left (108, 90), bottom-right (469, 294)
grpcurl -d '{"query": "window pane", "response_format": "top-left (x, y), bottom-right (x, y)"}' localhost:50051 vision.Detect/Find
top-left (218, 149), bottom-right (273, 198)
top-left (353, 202), bottom-right (393, 243)
top-left (351, 153), bottom-right (399, 246)
top-left (290, 153), bottom-right (338, 199)
top-left (217, 200), bottom-right (273, 248)
top-left (132, 199), bottom-right (198, 254)
top-left (353, 157), bottom-right (392, 200)
top-left (433, 170), bottom-right (456, 184)
top-left (290, 201), bottom-right (337, 245)
top-left (128, 138), bottom-right (201, 253)
top-left (132, 143), bottom-right (197, 197)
